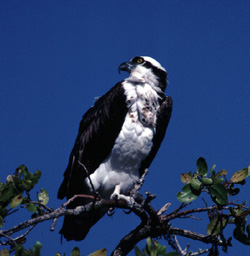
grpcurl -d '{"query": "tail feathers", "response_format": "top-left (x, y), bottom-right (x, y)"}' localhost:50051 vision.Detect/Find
top-left (60, 209), bottom-right (106, 241)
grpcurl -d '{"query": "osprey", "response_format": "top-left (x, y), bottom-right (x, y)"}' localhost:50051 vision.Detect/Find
top-left (58, 56), bottom-right (173, 241)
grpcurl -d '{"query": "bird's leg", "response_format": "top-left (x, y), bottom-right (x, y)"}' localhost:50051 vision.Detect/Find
top-left (110, 185), bottom-right (135, 206)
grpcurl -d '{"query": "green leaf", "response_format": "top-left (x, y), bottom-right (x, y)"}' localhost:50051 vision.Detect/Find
top-left (180, 173), bottom-right (191, 183)
top-left (214, 178), bottom-right (224, 184)
top-left (227, 187), bottom-right (240, 196)
top-left (31, 170), bottom-right (42, 186)
top-left (32, 241), bottom-right (42, 256)
top-left (237, 210), bottom-right (249, 218)
top-left (234, 226), bottom-right (250, 245)
top-left (16, 165), bottom-right (29, 178)
top-left (88, 248), bottom-right (107, 256)
top-left (190, 177), bottom-right (202, 191)
top-left (228, 217), bottom-right (236, 224)
top-left (134, 246), bottom-right (144, 256)
top-left (231, 204), bottom-right (249, 217)
top-left (0, 249), bottom-right (9, 256)
top-left (21, 179), bottom-right (33, 190)
top-left (201, 177), bottom-right (213, 185)
top-left (210, 170), bottom-right (216, 181)
top-left (146, 237), bottom-right (152, 248)
top-left (38, 189), bottom-right (49, 205)
top-left (209, 184), bottom-right (228, 205)
top-left (14, 244), bottom-right (31, 256)
top-left (71, 247), bottom-right (80, 256)
top-left (145, 237), bottom-right (152, 255)
top-left (34, 170), bottom-right (42, 180)
top-left (230, 168), bottom-right (249, 183)
top-left (177, 184), bottom-right (200, 203)
top-left (0, 207), bottom-right (7, 219)
top-left (0, 186), bottom-right (14, 203)
top-left (10, 194), bottom-right (23, 208)
top-left (209, 164), bottom-right (216, 174)
top-left (26, 203), bottom-right (37, 213)
top-left (196, 157), bottom-right (208, 177)
top-left (155, 243), bottom-right (166, 255)
top-left (207, 215), bottom-right (228, 235)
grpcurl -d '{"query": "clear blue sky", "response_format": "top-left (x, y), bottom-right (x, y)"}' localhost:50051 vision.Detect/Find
top-left (1, 1), bottom-right (250, 255)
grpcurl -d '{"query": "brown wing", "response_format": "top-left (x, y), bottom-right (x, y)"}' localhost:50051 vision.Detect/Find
top-left (58, 82), bottom-right (128, 199)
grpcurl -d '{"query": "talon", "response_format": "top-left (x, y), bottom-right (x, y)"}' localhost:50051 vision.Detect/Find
top-left (110, 185), bottom-right (135, 207)
top-left (108, 207), bottom-right (116, 216)
top-left (123, 209), bottom-right (132, 214)
top-left (110, 193), bottom-right (118, 201)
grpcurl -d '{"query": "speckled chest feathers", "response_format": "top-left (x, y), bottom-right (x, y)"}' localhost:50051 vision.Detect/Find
top-left (86, 79), bottom-right (161, 197)
top-left (124, 81), bottom-right (160, 129)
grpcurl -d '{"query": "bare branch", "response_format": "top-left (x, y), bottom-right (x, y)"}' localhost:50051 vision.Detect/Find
top-left (190, 248), bottom-right (211, 256)
top-left (173, 235), bottom-right (186, 255)
top-left (111, 207), bottom-right (232, 256)
top-left (0, 196), bottom-right (146, 239)
top-left (162, 205), bottom-right (230, 222)
top-left (0, 191), bottom-right (236, 255)
top-left (157, 203), bottom-right (171, 216)
top-left (0, 232), bottom-right (17, 246)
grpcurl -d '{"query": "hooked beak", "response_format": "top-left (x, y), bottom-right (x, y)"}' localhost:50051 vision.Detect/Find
top-left (118, 61), bottom-right (135, 74)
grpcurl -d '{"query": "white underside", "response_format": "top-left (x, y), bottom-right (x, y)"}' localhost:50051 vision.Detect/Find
top-left (85, 79), bottom-right (160, 199)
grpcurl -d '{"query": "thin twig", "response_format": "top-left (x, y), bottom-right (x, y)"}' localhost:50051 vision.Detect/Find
top-left (13, 224), bottom-right (36, 244)
top-left (173, 235), bottom-right (185, 255)
top-left (50, 218), bottom-right (57, 231)
top-left (190, 248), bottom-right (211, 255)
top-left (162, 205), bottom-right (230, 222)
top-left (171, 203), bottom-right (188, 214)
top-left (183, 243), bottom-right (190, 254)
top-left (178, 215), bottom-right (202, 220)
top-left (28, 201), bottom-right (53, 212)
top-left (62, 194), bottom-right (95, 208)
top-left (157, 203), bottom-right (171, 216)
top-left (0, 232), bottom-right (17, 246)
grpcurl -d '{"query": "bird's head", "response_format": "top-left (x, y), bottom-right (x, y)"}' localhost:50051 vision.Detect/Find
top-left (118, 56), bottom-right (168, 92)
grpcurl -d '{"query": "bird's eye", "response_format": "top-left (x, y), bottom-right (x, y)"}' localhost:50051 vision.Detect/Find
top-left (132, 57), bottom-right (144, 64)
top-left (137, 58), bottom-right (144, 64)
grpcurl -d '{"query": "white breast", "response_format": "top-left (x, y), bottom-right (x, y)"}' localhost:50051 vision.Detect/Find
top-left (86, 81), bottom-right (160, 198)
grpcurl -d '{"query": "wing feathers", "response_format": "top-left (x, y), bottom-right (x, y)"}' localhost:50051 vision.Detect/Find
top-left (58, 82), bottom-right (128, 199)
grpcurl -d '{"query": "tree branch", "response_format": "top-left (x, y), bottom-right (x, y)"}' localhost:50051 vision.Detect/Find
top-left (0, 192), bottom-right (236, 255)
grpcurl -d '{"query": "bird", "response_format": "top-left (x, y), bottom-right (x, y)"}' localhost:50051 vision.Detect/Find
top-left (57, 56), bottom-right (173, 241)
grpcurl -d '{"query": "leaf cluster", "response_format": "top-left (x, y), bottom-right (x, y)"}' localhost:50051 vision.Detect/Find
top-left (177, 157), bottom-right (250, 205)
top-left (1, 160), bottom-right (250, 255)
top-left (177, 157), bottom-right (250, 246)
top-left (135, 237), bottom-right (177, 256)
top-left (0, 165), bottom-right (49, 227)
